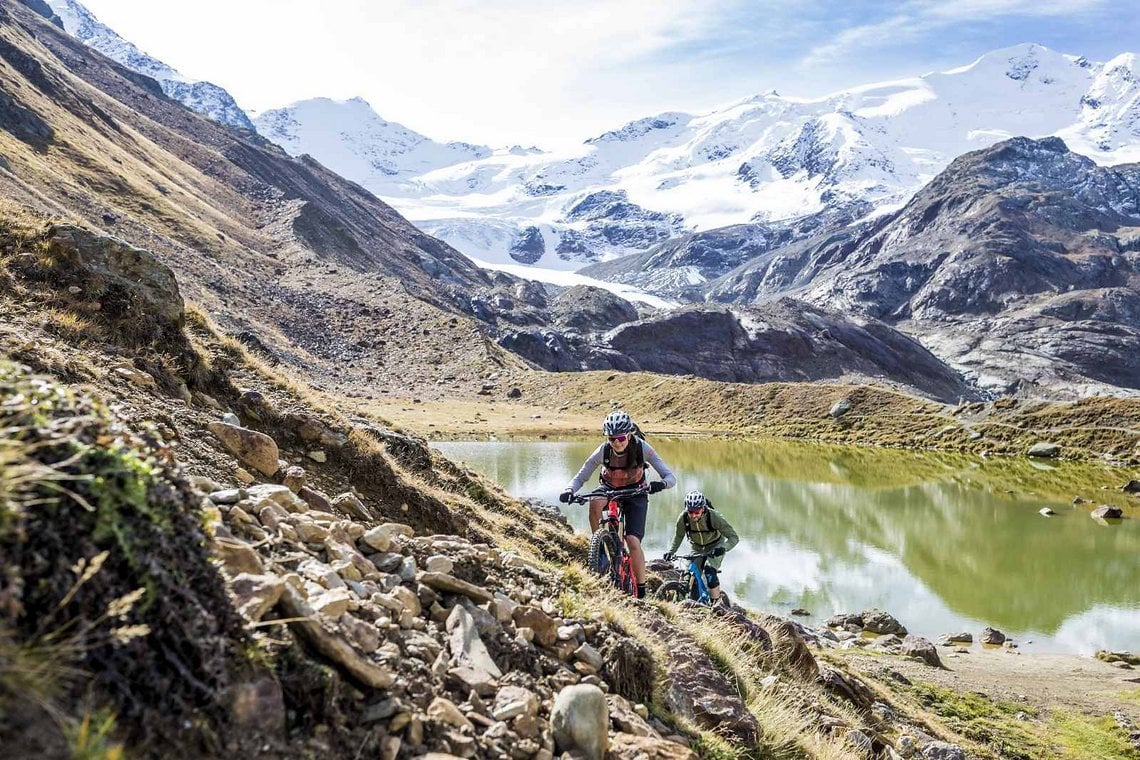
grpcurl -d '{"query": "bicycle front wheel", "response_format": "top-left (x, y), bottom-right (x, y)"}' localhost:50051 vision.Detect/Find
top-left (656, 580), bottom-right (688, 603)
top-left (587, 528), bottom-right (622, 584)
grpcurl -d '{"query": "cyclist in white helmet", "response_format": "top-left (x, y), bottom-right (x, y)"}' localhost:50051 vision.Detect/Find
top-left (560, 410), bottom-right (676, 599)
top-left (664, 489), bottom-right (739, 603)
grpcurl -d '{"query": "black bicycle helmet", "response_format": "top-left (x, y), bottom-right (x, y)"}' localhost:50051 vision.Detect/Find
top-left (684, 490), bottom-right (707, 512)
top-left (602, 409), bottom-right (635, 437)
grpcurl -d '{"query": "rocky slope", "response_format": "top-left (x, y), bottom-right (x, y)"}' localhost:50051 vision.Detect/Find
top-left (0, 207), bottom-right (1014, 760)
top-left (0, 0), bottom-right (556, 403)
top-left (38, 0), bottom-right (255, 130)
top-left (500, 297), bottom-right (975, 403)
top-left (252, 44), bottom-right (1140, 270)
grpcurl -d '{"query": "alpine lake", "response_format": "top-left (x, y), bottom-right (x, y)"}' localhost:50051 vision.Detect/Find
top-left (434, 436), bottom-right (1140, 654)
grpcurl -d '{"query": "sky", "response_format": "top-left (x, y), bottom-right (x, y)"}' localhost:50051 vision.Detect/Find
top-left (75, 0), bottom-right (1140, 150)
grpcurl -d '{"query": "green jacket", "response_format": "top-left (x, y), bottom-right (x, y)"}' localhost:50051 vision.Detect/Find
top-left (668, 508), bottom-right (739, 555)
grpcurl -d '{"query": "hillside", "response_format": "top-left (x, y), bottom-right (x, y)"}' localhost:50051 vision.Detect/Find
top-left (4, 182), bottom-right (1138, 760)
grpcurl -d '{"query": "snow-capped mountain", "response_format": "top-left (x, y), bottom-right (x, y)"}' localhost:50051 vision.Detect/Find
top-left (251, 98), bottom-right (492, 196)
top-left (43, 0), bottom-right (254, 130)
top-left (253, 43), bottom-right (1140, 271)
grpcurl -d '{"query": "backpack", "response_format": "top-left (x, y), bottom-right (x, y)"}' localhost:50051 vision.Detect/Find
top-left (602, 436), bottom-right (644, 470)
top-left (602, 423), bottom-right (647, 470)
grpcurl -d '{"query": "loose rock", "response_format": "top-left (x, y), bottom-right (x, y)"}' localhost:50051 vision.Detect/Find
top-left (551, 684), bottom-right (608, 760)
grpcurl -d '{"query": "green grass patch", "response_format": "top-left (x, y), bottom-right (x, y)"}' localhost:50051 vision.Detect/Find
top-left (910, 682), bottom-right (1045, 759)
top-left (1048, 711), bottom-right (1140, 760)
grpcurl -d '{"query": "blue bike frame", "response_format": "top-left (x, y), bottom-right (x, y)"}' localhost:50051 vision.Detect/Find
top-left (688, 556), bottom-right (713, 604)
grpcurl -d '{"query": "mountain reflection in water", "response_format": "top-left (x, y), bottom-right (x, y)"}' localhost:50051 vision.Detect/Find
top-left (434, 437), bottom-right (1140, 653)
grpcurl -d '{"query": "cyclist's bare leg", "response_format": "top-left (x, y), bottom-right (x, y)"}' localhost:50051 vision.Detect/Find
top-left (588, 497), bottom-right (605, 533)
top-left (626, 535), bottom-right (646, 584)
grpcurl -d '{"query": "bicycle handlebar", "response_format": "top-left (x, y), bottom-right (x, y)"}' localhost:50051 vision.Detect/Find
top-left (568, 484), bottom-right (651, 505)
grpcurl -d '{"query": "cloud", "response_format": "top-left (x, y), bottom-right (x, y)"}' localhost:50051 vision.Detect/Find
top-left (800, 15), bottom-right (920, 68)
top-left (800, 0), bottom-right (1110, 68)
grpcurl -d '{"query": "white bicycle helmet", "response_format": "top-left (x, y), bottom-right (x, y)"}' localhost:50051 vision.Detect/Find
top-left (684, 490), bottom-right (707, 512)
top-left (602, 409), bottom-right (635, 437)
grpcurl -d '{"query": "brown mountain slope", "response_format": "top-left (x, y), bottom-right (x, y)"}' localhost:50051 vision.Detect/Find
top-left (0, 0), bottom-right (542, 398)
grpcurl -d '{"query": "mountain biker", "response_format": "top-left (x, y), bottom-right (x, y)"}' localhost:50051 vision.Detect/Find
top-left (559, 410), bottom-right (676, 599)
top-left (663, 490), bottom-right (739, 602)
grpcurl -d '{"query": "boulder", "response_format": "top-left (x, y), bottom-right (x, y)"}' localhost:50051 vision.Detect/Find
top-left (818, 664), bottom-right (876, 710)
top-left (43, 225), bottom-right (183, 342)
top-left (427, 696), bottom-right (473, 731)
top-left (207, 422), bottom-right (280, 476)
top-left (829, 398), bottom-right (853, 419)
top-left (920, 741), bottom-right (966, 760)
top-left (861, 608), bottom-right (907, 636)
top-left (1091, 505), bottom-right (1124, 519)
top-left (606, 694), bottom-right (658, 738)
top-left (938, 632), bottom-right (972, 646)
top-left (901, 636), bottom-right (942, 668)
top-left (551, 684), bottom-right (609, 760)
top-left (332, 492), bottom-right (369, 520)
top-left (1027, 442), bottom-right (1060, 458)
top-left (979, 627), bottom-right (1006, 645)
top-left (281, 465), bottom-right (306, 493)
top-left (1123, 480), bottom-right (1140, 494)
top-left (212, 536), bottom-right (264, 576)
top-left (646, 620), bottom-right (760, 745)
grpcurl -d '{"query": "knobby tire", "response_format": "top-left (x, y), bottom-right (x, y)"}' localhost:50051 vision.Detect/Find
top-left (656, 580), bottom-right (689, 603)
top-left (587, 528), bottom-right (622, 587)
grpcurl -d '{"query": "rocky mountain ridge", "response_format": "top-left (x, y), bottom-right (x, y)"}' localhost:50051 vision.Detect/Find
top-left (251, 44), bottom-right (1140, 272)
top-left (37, 0), bottom-right (255, 130)
top-left (700, 137), bottom-right (1140, 397)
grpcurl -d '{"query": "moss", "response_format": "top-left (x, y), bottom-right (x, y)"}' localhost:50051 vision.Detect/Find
top-left (0, 360), bottom-right (245, 754)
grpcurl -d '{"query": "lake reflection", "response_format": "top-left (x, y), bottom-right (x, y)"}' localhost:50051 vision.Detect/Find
top-left (435, 437), bottom-right (1140, 653)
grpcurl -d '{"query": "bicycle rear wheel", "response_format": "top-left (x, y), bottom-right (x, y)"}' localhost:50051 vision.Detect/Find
top-left (587, 528), bottom-right (622, 585)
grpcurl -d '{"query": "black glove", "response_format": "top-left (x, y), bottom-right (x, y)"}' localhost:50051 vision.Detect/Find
top-left (712, 547), bottom-right (726, 557)
top-left (559, 488), bottom-right (574, 504)
top-left (648, 481), bottom-right (666, 494)
top-left (663, 551), bottom-right (675, 561)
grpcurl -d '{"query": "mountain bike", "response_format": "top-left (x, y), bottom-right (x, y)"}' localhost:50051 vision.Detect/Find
top-left (656, 552), bottom-right (731, 608)
top-left (570, 484), bottom-right (649, 596)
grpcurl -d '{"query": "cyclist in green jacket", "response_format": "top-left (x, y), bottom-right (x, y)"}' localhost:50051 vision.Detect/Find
top-left (663, 490), bottom-right (739, 602)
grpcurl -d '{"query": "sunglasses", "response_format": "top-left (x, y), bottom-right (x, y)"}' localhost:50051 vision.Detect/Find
top-left (607, 434), bottom-right (629, 443)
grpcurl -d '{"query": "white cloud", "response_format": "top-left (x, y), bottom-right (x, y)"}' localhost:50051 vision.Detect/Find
top-left (800, 0), bottom-right (1110, 68)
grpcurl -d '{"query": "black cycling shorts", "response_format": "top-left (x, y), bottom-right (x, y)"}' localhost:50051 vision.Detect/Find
top-left (621, 493), bottom-right (648, 540)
